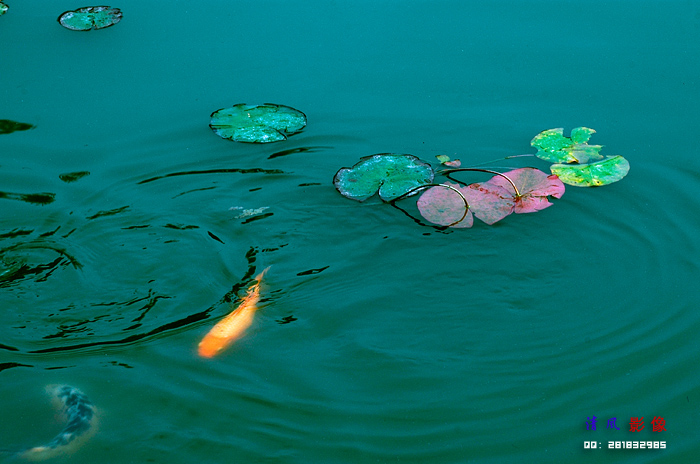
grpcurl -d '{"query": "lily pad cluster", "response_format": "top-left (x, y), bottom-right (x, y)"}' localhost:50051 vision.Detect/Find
top-left (210, 104), bottom-right (306, 143)
top-left (531, 127), bottom-right (630, 187)
top-left (333, 128), bottom-right (630, 229)
top-left (57, 6), bottom-right (122, 31)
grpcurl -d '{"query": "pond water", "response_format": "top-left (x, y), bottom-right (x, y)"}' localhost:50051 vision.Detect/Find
top-left (1, 1), bottom-right (699, 463)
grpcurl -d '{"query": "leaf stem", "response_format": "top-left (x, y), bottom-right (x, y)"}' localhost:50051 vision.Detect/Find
top-left (439, 168), bottom-right (521, 198)
top-left (456, 154), bottom-right (536, 168)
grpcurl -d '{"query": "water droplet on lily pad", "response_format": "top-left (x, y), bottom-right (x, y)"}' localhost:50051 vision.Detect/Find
top-left (57, 6), bottom-right (122, 31)
top-left (551, 155), bottom-right (630, 187)
top-left (333, 153), bottom-right (434, 202)
top-left (209, 103), bottom-right (307, 143)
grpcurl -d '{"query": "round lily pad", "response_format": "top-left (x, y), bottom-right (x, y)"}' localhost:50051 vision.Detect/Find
top-left (58, 6), bottom-right (122, 31)
top-left (209, 103), bottom-right (307, 143)
top-left (550, 155), bottom-right (630, 187)
top-left (333, 153), bottom-right (434, 202)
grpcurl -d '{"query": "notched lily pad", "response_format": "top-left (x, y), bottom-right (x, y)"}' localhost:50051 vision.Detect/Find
top-left (0, 119), bottom-right (35, 134)
top-left (333, 154), bottom-right (434, 202)
top-left (531, 127), bottom-right (604, 164)
top-left (58, 6), bottom-right (122, 31)
top-left (551, 155), bottom-right (630, 187)
top-left (209, 103), bottom-right (307, 143)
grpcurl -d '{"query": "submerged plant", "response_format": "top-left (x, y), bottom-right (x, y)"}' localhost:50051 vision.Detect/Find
top-left (0, 119), bottom-right (35, 134)
top-left (209, 104), bottom-right (306, 143)
top-left (332, 128), bottom-right (629, 229)
top-left (57, 6), bottom-right (122, 31)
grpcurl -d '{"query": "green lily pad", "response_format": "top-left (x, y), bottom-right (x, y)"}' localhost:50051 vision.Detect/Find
top-left (531, 127), bottom-right (604, 164)
top-left (57, 6), bottom-right (122, 31)
top-left (0, 119), bottom-right (35, 134)
top-left (550, 155), bottom-right (630, 187)
top-left (209, 103), bottom-right (307, 143)
top-left (0, 3), bottom-right (8, 16)
top-left (333, 154), bottom-right (434, 202)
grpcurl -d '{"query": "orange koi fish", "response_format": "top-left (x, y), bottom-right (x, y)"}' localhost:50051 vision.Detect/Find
top-left (198, 266), bottom-right (271, 358)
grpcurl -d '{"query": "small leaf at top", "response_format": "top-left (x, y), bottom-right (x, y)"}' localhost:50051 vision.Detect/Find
top-left (550, 155), bottom-right (630, 187)
top-left (333, 154), bottom-right (434, 202)
top-left (210, 103), bottom-right (306, 143)
top-left (436, 155), bottom-right (461, 167)
top-left (58, 6), bottom-right (122, 31)
top-left (0, 3), bottom-right (8, 16)
top-left (531, 127), bottom-right (604, 164)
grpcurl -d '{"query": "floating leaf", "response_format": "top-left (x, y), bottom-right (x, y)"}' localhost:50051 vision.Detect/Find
top-left (209, 103), bottom-right (306, 143)
top-left (531, 127), bottom-right (604, 164)
top-left (416, 183), bottom-right (473, 228)
top-left (418, 180), bottom-right (516, 226)
top-left (460, 182), bottom-right (516, 224)
top-left (482, 168), bottom-right (565, 213)
top-left (551, 155), bottom-right (630, 187)
top-left (333, 154), bottom-right (434, 202)
top-left (0, 3), bottom-right (8, 16)
top-left (0, 119), bottom-right (35, 134)
top-left (57, 6), bottom-right (122, 31)
top-left (416, 169), bottom-right (563, 228)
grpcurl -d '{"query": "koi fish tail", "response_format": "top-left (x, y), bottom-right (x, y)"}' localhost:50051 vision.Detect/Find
top-left (18, 385), bottom-right (96, 461)
top-left (254, 266), bottom-right (271, 282)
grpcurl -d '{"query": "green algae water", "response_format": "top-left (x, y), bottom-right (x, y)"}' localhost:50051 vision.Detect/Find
top-left (2, 1), bottom-right (699, 462)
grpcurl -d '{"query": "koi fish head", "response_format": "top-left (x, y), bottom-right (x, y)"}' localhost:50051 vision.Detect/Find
top-left (197, 336), bottom-right (227, 358)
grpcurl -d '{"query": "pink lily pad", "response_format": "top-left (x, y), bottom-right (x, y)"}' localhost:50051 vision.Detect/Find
top-left (482, 168), bottom-right (565, 214)
top-left (460, 182), bottom-right (515, 224)
top-left (416, 184), bottom-right (473, 228)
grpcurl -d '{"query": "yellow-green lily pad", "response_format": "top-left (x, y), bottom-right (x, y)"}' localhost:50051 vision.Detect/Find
top-left (551, 155), bottom-right (630, 187)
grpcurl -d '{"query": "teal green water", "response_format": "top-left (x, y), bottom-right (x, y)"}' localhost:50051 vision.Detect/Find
top-left (2, 1), bottom-right (699, 462)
